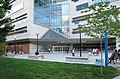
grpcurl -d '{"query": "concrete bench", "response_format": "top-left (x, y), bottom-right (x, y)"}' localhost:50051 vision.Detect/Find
top-left (4, 53), bottom-right (15, 58)
top-left (28, 55), bottom-right (46, 59)
top-left (66, 56), bottom-right (89, 62)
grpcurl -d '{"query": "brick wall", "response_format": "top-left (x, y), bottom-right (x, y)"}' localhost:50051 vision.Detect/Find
top-left (7, 43), bottom-right (29, 54)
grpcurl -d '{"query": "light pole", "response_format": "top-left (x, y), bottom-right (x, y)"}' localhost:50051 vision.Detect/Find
top-left (35, 32), bottom-right (39, 55)
top-left (79, 25), bottom-right (82, 57)
top-left (13, 36), bottom-right (16, 54)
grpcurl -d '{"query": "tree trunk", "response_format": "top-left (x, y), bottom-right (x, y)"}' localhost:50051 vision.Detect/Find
top-left (100, 36), bottom-right (103, 74)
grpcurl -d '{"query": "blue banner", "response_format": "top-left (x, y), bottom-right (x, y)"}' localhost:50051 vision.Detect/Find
top-left (104, 32), bottom-right (108, 66)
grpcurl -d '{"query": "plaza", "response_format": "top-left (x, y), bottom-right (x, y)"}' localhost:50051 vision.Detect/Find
top-left (5, 50), bottom-right (119, 66)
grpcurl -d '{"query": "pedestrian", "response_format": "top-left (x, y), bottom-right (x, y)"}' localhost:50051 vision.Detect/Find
top-left (48, 48), bottom-right (50, 53)
top-left (92, 48), bottom-right (96, 55)
top-left (118, 49), bottom-right (120, 56)
top-left (88, 49), bottom-right (92, 56)
top-left (66, 48), bottom-right (69, 53)
top-left (96, 48), bottom-right (100, 56)
top-left (72, 48), bottom-right (75, 56)
top-left (5, 49), bottom-right (9, 56)
top-left (109, 50), bottom-right (117, 64)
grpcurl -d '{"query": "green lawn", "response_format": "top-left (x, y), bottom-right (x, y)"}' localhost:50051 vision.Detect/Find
top-left (0, 57), bottom-right (119, 79)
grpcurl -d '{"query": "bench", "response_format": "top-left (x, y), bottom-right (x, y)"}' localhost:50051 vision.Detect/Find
top-left (4, 53), bottom-right (15, 58)
top-left (66, 56), bottom-right (89, 62)
top-left (28, 55), bottom-right (46, 59)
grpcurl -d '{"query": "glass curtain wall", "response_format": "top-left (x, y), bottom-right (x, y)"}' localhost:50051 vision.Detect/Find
top-left (88, 0), bottom-right (117, 6)
top-left (34, 0), bottom-right (69, 36)
top-left (51, 1), bottom-right (69, 36)
top-left (52, 0), bottom-right (68, 4)
top-left (34, 0), bottom-right (51, 27)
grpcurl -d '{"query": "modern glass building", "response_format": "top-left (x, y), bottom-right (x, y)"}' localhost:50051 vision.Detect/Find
top-left (6, 0), bottom-right (72, 53)
top-left (6, 0), bottom-right (119, 53)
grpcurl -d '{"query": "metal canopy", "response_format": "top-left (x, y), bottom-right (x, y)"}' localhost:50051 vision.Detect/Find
top-left (41, 29), bottom-right (68, 40)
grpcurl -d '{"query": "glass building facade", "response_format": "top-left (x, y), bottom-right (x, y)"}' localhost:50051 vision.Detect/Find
top-left (76, 0), bottom-right (117, 11)
top-left (73, 0), bottom-right (118, 24)
top-left (34, 0), bottom-right (69, 36)
top-left (34, 0), bottom-right (51, 27)
top-left (51, 2), bottom-right (69, 36)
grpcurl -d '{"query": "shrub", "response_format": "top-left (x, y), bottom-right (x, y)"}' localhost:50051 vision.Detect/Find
top-left (0, 42), bottom-right (5, 56)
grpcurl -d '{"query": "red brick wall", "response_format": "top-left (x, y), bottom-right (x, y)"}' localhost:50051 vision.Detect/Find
top-left (7, 43), bottom-right (29, 54)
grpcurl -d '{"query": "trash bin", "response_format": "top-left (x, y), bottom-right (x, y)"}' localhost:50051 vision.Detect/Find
top-left (95, 59), bottom-right (104, 66)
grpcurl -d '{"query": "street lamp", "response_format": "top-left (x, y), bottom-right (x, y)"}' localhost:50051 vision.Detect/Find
top-left (79, 25), bottom-right (82, 57)
top-left (13, 36), bottom-right (16, 54)
top-left (35, 32), bottom-right (39, 55)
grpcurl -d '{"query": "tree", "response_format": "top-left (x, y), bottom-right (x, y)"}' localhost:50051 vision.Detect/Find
top-left (0, 0), bottom-right (13, 54)
top-left (80, 0), bottom-right (120, 74)
top-left (81, 0), bottom-right (120, 38)
top-left (0, 0), bottom-right (13, 43)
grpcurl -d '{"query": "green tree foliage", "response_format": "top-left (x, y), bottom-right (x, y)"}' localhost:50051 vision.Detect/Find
top-left (0, 42), bottom-right (5, 55)
top-left (0, 0), bottom-right (13, 43)
top-left (81, 0), bottom-right (120, 38)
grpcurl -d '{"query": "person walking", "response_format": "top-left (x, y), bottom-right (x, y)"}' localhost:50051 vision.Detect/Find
top-left (72, 48), bottom-right (75, 56)
top-left (109, 50), bottom-right (117, 64)
top-left (118, 49), bottom-right (120, 56)
top-left (48, 48), bottom-right (50, 53)
top-left (88, 49), bottom-right (92, 56)
top-left (96, 48), bottom-right (100, 56)
top-left (92, 48), bottom-right (96, 55)
top-left (66, 48), bottom-right (69, 53)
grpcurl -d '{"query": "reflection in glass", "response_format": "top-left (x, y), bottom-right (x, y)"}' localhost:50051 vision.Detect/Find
top-left (34, 0), bottom-right (70, 36)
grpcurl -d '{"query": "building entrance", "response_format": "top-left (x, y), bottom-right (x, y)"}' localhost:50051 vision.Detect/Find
top-left (52, 46), bottom-right (71, 52)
